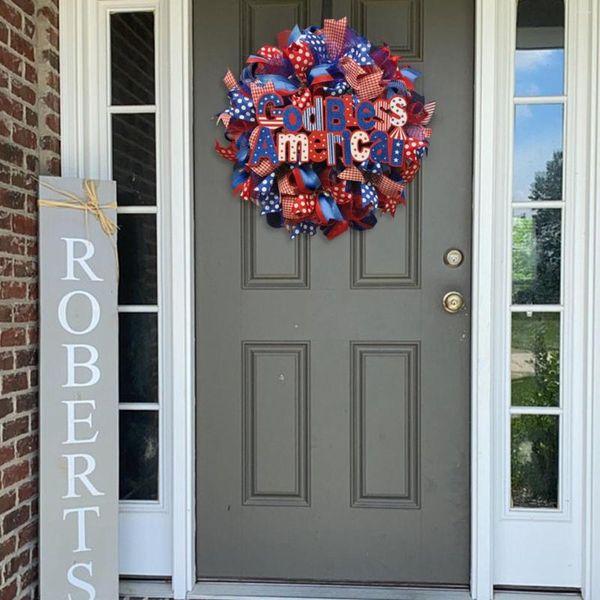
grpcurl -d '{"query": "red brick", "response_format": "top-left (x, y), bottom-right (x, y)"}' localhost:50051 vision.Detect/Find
top-left (0, 351), bottom-right (14, 370)
top-left (0, 189), bottom-right (26, 210)
top-left (46, 70), bottom-right (59, 93)
top-left (17, 521), bottom-right (36, 548)
top-left (4, 547), bottom-right (29, 580)
top-left (12, 213), bottom-right (37, 235)
top-left (25, 154), bottom-right (37, 172)
top-left (10, 30), bottom-right (35, 62)
top-left (2, 372), bottom-right (28, 395)
top-left (15, 392), bottom-right (35, 413)
top-left (0, 579), bottom-right (17, 600)
top-left (13, 258), bottom-right (35, 277)
top-left (16, 434), bottom-right (36, 458)
top-left (0, 443), bottom-right (15, 463)
top-left (0, 234), bottom-right (26, 255)
top-left (15, 349), bottom-right (36, 369)
top-left (0, 47), bottom-right (22, 77)
top-left (0, 142), bottom-right (24, 168)
top-left (45, 112), bottom-right (59, 134)
top-left (41, 47), bottom-right (58, 71)
top-left (0, 91), bottom-right (23, 120)
top-left (0, 117), bottom-right (10, 138)
top-left (40, 134), bottom-right (59, 153)
top-left (0, 536), bottom-right (16, 561)
top-left (0, 490), bottom-right (16, 514)
top-left (17, 480), bottom-right (36, 503)
top-left (12, 125), bottom-right (37, 151)
top-left (1, 460), bottom-right (29, 488)
top-left (0, 305), bottom-right (12, 322)
top-left (11, 80), bottom-right (36, 106)
top-left (0, 20), bottom-right (8, 45)
top-left (46, 155), bottom-right (60, 175)
top-left (0, 281), bottom-right (27, 300)
top-left (2, 415), bottom-right (29, 441)
top-left (13, 0), bottom-right (35, 16)
top-left (19, 563), bottom-right (37, 589)
top-left (25, 106), bottom-right (37, 127)
top-left (2, 504), bottom-right (29, 535)
top-left (24, 62), bottom-right (37, 85)
top-left (0, 328), bottom-right (26, 347)
top-left (0, 0), bottom-right (22, 29)
top-left (13, 305), bottom-right (36, 324)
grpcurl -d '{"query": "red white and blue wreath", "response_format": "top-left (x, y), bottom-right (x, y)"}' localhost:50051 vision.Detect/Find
top-left (215, 17), bottom-right (435, 239)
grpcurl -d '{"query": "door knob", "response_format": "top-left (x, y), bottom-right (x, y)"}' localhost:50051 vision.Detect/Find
top-left (442, 291), bottom-right (464, 313)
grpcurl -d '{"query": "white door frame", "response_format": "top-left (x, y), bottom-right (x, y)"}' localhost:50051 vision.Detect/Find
top-left (59, 0), bottom-right (600, 598)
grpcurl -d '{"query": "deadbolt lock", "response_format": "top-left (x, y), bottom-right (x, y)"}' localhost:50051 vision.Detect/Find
top-left (442, 291), bottom-right (465, 314)
top-left (444, 248), bottom-right (464, 268)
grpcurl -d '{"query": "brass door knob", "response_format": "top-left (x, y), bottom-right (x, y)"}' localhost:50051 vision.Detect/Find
top-left (442, 291), bottom-right (464, 313)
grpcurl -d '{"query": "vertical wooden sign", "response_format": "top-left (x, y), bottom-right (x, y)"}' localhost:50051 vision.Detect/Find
top-left (39, 176), bottom-right (119, 600)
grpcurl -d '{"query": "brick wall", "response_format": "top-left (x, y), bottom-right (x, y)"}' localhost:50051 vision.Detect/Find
top-left (0, 1), bottom-right (60, 599)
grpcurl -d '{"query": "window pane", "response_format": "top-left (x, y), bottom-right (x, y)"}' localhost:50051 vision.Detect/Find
top-left (511, 414), bottom-right (559, 509)
top-left (511, 312), bottom-right (560, 407)
top-left (513, 105), bottom-right (563, 202)
top-left (119, 410), bottom-right (159, 500)
top-left (112, 113), bottom-right (156, 206)
top-left (119, 313), bottom-right (158, 403)
top-left (117, 214), bottom-right (158, 304)
top-left (111, 12), bottom-right (155, 105)
top-left (515, 0), bottom-right (564, 96)
top-left (512, 208), bottom-right (561, 304)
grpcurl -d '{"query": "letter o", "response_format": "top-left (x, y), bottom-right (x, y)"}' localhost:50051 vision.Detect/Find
top-left (283, 106), bottom-right (303, 132)
top-left (58, 291), bottom-right (101, 335)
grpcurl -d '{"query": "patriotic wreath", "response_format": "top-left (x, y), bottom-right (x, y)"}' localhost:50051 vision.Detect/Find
top-left (215, 17), bottom-right (435, 239)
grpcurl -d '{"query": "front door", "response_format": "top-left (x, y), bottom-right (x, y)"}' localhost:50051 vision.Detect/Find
top-left (194, 0), bottom-right (473, 586)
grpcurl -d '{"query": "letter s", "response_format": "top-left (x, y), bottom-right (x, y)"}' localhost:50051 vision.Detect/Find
top-left (67, 562), bottom-right (95, 600)
top-left (389, 96), bottom-right (408, 128)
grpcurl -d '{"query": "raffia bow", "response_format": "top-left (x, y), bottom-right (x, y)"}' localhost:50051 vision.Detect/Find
top-left (38, 178), bottom-right (118, 236)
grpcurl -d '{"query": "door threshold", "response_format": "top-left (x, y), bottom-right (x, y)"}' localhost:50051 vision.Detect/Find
top-left (188, 581), bottom-right (471, 600)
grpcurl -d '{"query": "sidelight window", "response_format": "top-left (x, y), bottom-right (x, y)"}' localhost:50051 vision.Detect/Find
top-left (509, 0), bottom-right (565, 511)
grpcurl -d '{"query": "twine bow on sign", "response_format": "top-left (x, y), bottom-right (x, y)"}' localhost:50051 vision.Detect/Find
top-left (38, 178), bottom-right (119, 277)
top-left (38, 178), bottom-right (118, 236)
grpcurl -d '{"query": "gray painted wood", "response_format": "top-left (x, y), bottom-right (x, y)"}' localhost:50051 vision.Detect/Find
top-left (194, 0), bottom-right (473, 585)
top-left (39, 177), bottom-right (119, 600)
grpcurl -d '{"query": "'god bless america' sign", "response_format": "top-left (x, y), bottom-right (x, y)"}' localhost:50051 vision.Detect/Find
top-left (250, 93), bottom-right (409, 166)
top-left (39, 177), bottom-right (118, 600)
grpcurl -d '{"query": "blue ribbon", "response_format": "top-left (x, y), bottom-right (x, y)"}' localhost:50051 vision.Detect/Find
top-left (319, 193), bottom-right (344, 221)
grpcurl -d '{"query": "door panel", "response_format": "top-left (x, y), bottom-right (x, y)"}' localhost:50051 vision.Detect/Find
top-left (194, 0), bottom-right (473, 585)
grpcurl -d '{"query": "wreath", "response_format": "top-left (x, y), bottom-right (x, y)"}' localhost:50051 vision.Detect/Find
top-left (215, 17), bottom-right (435, 239)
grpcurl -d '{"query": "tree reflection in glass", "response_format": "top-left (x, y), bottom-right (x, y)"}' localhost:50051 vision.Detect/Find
top-left (512, 152), bottom-right (562, 304)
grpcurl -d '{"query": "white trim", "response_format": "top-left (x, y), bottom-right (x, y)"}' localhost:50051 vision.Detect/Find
top-left (470, 0), bottom-right (497, 597)
top-left (585, 0), bottom-right (600, 598)
top-left (167, 0), bottom-right (196, 596)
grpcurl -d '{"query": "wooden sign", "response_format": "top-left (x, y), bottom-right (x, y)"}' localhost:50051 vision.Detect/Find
top-left (39, 176), bottom-right (119, 600)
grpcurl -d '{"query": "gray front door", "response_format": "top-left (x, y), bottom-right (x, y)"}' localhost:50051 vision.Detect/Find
top-left (194, 0), bottom-right (473, 586)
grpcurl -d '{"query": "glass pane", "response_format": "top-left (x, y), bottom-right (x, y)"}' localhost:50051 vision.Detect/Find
top-left (117, 214), bottom-right (157, 305)
top-left (111, 12), bottom-right (155, 105)
top-left (119, 410), bottom-right (159, 500)
top-left (112, 113), bottom-right (156, 206)
top-left (513, 105), bottom-right (563, 202)
top-left (512, 208), bottom-right (561, 304)
top-left (515, 0), bottom-right (564, 96)
top-left (119, 313), bottom-right (158, 403)
top-left (511, 414), bottom-right (559, 509)
top-left (511, 312), bottom-right (560, 407)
